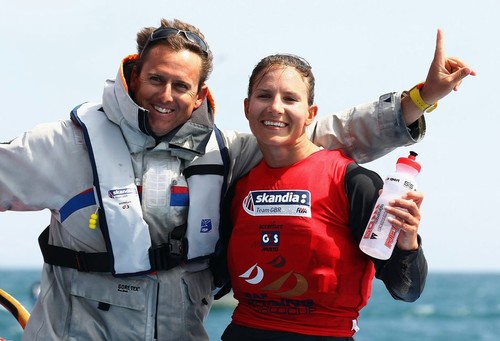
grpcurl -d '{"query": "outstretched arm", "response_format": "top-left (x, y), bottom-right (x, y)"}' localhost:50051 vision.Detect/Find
top-left (308, 29), bottom-right (476, 164)
top-left (402, 28), bottom-right (477, 125)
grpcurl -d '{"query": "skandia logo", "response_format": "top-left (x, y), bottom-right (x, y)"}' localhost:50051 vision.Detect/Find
top-left (108, 188), bottom-right (137, 199)
top-left (254, 191), bottom-right (308, 204)
top-left (243, 190), bottom-right (311, 217)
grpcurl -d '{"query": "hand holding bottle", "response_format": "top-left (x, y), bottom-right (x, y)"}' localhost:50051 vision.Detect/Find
top-left (359, 151), bottom-right (422, 259)
top-left (385, 191), bottom-right (424, 251)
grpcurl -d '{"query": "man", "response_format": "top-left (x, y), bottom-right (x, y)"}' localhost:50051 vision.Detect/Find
top-left (0, 18), bottom-right (474, 340)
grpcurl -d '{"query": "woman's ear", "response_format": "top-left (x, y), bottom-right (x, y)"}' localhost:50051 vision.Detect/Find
top-left (305, 104), bottom-right (318, 126)
top-left (244, 98), bottom-right (250, 120)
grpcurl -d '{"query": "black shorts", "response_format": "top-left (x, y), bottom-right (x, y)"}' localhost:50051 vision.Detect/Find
top-left (221, 323), bottom-right (354, 341)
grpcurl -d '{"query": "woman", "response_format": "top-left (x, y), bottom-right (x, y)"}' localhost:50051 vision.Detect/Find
top-left (220, 54), bottom-right (427, 340)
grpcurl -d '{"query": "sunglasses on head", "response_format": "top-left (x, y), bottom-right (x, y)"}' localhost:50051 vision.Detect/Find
top-left (141, 27), bottom-right (209, 56)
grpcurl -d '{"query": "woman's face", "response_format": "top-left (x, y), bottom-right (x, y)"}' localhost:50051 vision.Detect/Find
top-left (244, 66), bottom-right (317, 148)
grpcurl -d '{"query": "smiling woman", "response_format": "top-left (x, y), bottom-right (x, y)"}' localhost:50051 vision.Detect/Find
top-left (218, 54), bottom-right (428, 340)
top-left (244, 54), bottom-right (319, 168)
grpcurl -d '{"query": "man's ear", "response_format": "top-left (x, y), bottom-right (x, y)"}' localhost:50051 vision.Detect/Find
top-left (305, 104), bottom-right (318, 126)
top-left (194, 84), bottom-right (209, 109)
top-left (129, 65), bottom-right (139, 94)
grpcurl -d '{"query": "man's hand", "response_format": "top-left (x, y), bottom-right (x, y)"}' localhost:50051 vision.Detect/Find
top-left (402, 29), bottom-right (477, 125)
top-left (420, 28), bottom-right (477, 105)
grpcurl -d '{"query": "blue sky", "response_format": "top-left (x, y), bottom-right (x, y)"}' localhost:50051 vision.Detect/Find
top-left (1, 0), bottom-right (498, 272)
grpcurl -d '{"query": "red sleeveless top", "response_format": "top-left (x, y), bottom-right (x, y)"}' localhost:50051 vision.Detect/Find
top-left (227, 149), bottom-right (375, 337)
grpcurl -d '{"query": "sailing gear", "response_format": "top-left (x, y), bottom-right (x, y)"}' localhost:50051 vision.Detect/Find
top-left (39, 102), bottom-right (229, 276)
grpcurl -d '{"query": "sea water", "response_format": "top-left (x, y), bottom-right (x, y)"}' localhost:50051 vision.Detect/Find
top-left (1, 270), bottom-right (499, 340)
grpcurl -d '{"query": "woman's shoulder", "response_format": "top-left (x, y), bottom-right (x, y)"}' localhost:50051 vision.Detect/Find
top-left (314, 148), bottom-right (354, 165)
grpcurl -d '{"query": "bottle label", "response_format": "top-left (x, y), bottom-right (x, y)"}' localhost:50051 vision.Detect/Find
top-left (385, 175), bottom-right (417, 192)
top-left (384, 225), bottom-right (399, 248)
top-left (363, 203), bottom-right (386, 239)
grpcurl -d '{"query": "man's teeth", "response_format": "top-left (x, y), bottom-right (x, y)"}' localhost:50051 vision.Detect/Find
top-left (263, 120), bottom-right (286, 127)
top-left (154, 106), bottom-right (173, 113)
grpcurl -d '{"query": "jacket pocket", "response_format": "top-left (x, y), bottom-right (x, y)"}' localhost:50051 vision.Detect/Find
top-left (68, 272), bottom-right (150, 340)
top-left (182, 268), bottom-right (214, 305)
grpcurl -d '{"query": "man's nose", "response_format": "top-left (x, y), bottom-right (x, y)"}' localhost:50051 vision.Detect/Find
top-left (159, 84), bottom-right (174, 102)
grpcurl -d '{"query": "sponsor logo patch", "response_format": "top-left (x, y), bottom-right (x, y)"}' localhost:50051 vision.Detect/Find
top-left (200, 219), bottom-right (212, 233)
top-left (242, 190), bottom-right (311, 217)
top-left (108, 187), bottom-right (137, 199)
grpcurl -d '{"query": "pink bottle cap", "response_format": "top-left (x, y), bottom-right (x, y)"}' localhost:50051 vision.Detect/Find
top-left (397, 151), bottom-right (421, 173)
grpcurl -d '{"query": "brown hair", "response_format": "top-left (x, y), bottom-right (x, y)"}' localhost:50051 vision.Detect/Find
top-left (247, 54), bottom-right (315, 105)
top-left (135, 18), bottom-right (213, 90)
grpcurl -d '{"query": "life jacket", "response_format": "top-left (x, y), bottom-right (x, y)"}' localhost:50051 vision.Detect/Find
top-left (39, 102), bottom-right (229, 277)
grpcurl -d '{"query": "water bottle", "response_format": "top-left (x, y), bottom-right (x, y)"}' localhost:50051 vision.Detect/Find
top-left (359, 151), bottom-right (421, 260)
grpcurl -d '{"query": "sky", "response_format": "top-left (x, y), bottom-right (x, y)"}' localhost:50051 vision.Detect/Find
top-left (0, 0), bottom-right (498, 272)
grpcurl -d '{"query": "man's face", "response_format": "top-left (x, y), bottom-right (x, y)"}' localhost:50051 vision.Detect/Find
top-left (130, 45), bottom-right (207, 137)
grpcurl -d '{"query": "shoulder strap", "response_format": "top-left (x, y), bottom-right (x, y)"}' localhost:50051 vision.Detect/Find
top-left (211, 180), bottom-right (236, 300)
top-left (181, 124), bottom-right (230, 262)
top-left (210, 124), bottom-right (232, 299)
top-left (213, 124), bottom-right (230, 198)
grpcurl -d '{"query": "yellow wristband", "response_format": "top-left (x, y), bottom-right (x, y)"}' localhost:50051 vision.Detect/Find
top-left (408, 82), bottom-right (438, 113)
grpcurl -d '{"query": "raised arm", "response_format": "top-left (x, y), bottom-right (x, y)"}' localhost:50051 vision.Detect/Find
top-left (402, 28), bottom-right (477, 125)
top-left (307, 92), bottom-right (419, 164)
top-left (307, 29), bottom-right (476, 164)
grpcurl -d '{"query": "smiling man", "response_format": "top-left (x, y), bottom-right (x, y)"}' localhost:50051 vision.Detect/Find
top-left (130, 46), bottom-right (208, 137)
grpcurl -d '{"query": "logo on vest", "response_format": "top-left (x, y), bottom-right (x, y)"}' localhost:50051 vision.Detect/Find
top-left (200, 219), bottom-right (212, 233)
top-left (242, 190), bottom-right (311, 217)
top-left (239, 258), bottom-right (315, 315)
top-left (239, 263), bottom-right (264, 284)
top-left (108, 187), bottom-right (137, 199)
top-left (261, 231), bottom-right (280, 252)
top-left (239, 261), bottom-right (309, 298)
